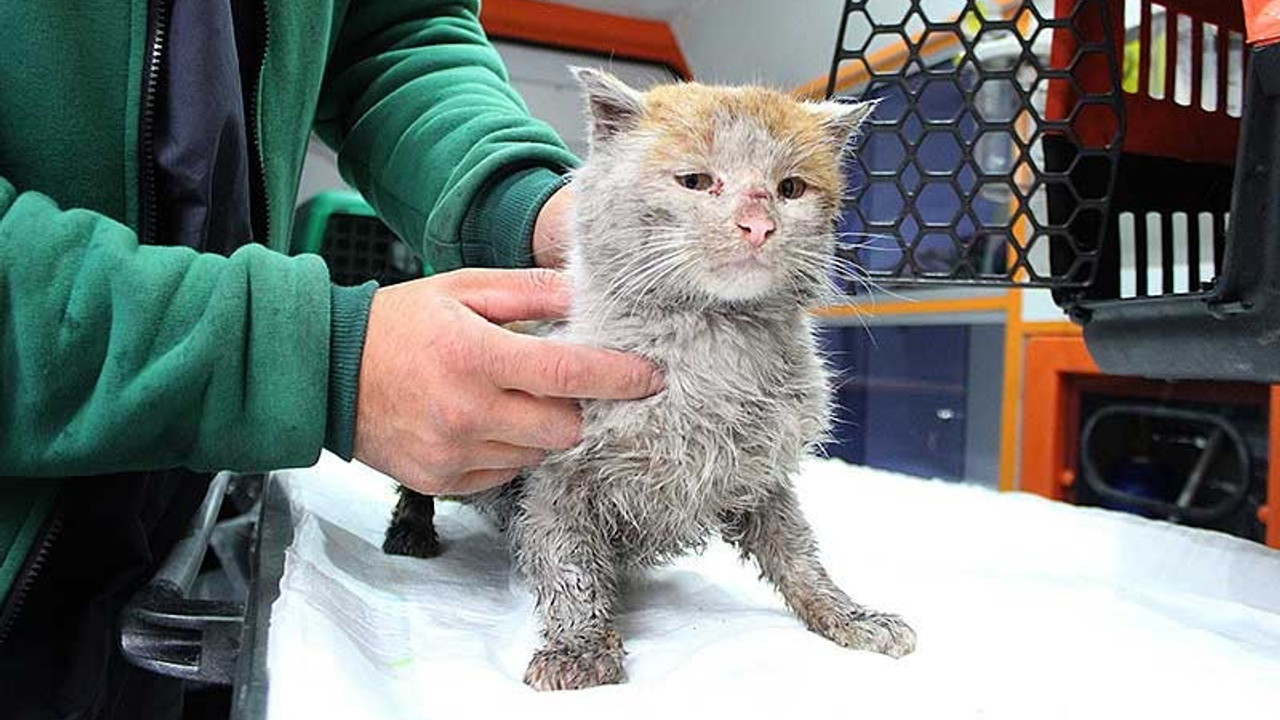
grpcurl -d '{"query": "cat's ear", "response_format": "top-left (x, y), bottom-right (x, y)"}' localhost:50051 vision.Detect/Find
top-left (571, 66), bottom-right (647, 145)
top-left (806, 99), bottom-right (879, 148)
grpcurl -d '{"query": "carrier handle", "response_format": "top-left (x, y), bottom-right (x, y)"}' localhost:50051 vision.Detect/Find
top-left (1080, 404), bottom-right (1252, 524)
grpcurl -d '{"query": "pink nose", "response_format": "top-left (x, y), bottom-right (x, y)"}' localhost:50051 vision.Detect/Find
top-left (737, 216), bottom-right (776, 249)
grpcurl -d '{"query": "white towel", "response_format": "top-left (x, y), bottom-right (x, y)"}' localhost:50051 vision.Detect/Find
top-left (266, 453), bottom-right (1280, 719)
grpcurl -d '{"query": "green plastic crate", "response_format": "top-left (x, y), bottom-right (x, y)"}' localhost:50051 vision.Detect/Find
top-left (291, 190), bottom-right (431, 286)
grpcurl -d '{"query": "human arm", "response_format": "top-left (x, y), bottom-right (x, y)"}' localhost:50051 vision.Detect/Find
top-left (0, 174), bottom-right (658, 490)
top-left (0, 176), bottom-right (338, 476)
top-left (315, 0), bottom-right (579, 273)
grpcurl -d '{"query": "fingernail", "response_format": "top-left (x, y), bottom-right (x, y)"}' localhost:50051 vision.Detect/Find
top-left (647, 368), bottom-right (667, 395)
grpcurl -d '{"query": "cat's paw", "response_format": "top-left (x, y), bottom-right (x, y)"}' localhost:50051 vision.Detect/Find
top-left (381, 522), bottom-right (441, 559)
top-left (809, 608), bottom-right (917, 658)
top-left (523, 640), bottom-right (626, 691)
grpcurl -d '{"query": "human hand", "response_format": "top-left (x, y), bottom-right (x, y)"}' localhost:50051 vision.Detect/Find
top-left (352, 268), bottom-right (661, 495)
top-left (532, 184), bottom-right (573, 268)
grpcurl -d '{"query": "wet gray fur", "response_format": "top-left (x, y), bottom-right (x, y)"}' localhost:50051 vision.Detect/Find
top-left (463, 69), bottom-right (915, 691)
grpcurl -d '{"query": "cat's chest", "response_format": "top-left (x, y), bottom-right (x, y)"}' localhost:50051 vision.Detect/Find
top-left (573, 313), bottom-right (827, 470)
top-left (530, 313), bottom-right (828, 561)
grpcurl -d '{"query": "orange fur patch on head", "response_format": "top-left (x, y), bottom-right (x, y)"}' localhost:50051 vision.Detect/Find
top-left (638, 83), bottom-right (847, 199)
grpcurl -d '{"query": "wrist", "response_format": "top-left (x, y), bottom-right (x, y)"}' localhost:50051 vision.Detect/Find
top-left (460, 167), bottom-right (571, 269)
top-left (532, 183), bottom-right (574, 268)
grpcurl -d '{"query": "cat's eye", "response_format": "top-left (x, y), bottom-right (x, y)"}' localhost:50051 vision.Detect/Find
top-left (778, 177), bottom-right (807, 199)
top-left (676, 173), bottom-right (715, 191)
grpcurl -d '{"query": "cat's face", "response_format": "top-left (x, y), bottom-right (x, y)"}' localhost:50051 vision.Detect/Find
top-left (570, 68), bottom-right (873, 307)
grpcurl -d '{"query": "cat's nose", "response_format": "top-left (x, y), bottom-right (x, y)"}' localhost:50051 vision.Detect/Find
top-left (737, 215), bottom-right (776, 249)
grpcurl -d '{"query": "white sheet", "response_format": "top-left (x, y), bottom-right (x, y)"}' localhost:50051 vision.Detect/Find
top-left (266, 453), bottom-right (1280, 719)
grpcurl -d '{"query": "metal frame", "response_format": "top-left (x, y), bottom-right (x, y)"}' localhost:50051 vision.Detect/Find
top-left (119, 473), bottom-right (244, 684)
top-left (230, 475), bottom-right (292, 720)
top-left (118, 472), bottom-right (290, 717)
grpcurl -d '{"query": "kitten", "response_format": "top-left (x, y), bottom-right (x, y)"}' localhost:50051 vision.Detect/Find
top-left (384, 68), bottom-right (916, 691)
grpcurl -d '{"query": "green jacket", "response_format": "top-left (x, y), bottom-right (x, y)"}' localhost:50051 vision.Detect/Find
top-left (0, 0), bottom-right (577, 603)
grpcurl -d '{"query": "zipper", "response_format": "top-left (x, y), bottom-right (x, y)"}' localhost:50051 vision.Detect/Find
top-left (137, 0), bottom-right (271, 246)
top-left (137, 0), bottom-right (172, 245)
top-left (0, 0), bottom-right (274, 650)
top-left (0, 506), bottom-right (65, 646)
top-left (245, 0), bottom-right (272, 245)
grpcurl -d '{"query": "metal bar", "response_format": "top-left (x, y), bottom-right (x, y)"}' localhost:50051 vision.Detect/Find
top-left (1139, 0), bottom-right (1153, 97)
top-left (1135, 209), bottom-right (1150, 296)
top-left (153, 471), bottom-right (231, 594)
top-left (1190, 13), bottom-right (1204, 107)
top-left (1169, 426), bottom-right (1225, 519)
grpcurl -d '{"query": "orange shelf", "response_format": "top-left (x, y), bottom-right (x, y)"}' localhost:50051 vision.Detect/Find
top-left (815, 295), bottom-right (1009, 319)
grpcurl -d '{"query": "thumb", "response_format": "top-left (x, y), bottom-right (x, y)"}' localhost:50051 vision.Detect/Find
top-left (442, 268), bottom-right (573, 323)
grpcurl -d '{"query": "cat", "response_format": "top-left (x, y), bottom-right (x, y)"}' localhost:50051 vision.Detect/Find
top-left (383, 67), bottom-right (916, 691)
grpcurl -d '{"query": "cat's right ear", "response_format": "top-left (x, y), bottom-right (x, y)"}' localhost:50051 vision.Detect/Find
top-left (570, 67), bottom-right (647, 145)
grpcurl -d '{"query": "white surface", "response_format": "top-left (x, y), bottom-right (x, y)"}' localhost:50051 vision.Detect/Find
top-left (267, 453), bottom-right (1280, 719)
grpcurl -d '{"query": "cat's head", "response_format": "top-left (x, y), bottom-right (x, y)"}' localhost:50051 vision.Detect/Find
top-left (568, 67), bottom-right (874, 308)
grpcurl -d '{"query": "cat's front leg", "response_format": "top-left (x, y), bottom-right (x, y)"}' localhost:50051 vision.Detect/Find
top-left (514, 498), bottom-right (626, 691)
top-left (723, 480), bottom-right (916, 658)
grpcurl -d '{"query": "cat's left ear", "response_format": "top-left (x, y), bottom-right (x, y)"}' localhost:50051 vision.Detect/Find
top-left (806, 99), bottom-right (879, 148)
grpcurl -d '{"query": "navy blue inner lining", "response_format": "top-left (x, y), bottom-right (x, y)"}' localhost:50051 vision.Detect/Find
top-left (153, 0), bottom-right (255, 253)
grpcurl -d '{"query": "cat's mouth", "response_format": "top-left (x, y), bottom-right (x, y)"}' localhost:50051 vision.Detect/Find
top-left (711, 255), bottom-right (770, 272)
top-left (698, 253), bottom-right (781, 302)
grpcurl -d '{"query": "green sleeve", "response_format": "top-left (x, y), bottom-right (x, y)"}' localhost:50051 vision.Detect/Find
top-left (325, 281), bottom-right (376, 460)
top-left (314, 0), bottom-right (579, 272)
top-left (0, 176), bottom-right (336, 476)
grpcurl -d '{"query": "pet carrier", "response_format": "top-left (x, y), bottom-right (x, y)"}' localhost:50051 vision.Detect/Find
top-left (826, 0), bottom-right (1280, 383)
top-left (292, 190), bottom-right (427, 286)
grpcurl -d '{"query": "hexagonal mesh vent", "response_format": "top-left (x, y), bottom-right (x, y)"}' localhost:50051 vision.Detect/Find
top-left (826, 0), bottom-right (1124, 289)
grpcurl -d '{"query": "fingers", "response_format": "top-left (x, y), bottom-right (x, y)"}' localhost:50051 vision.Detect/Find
top-left (486, 331), bottom-right (665, 400)
top-left (397, 442), bottom-right (540, 497)
top-left (482, 392), bottom-right (582, 449)
top-left (471, 441), bottom-right (547, 471)
top-left (442, 268), bottom-right (572, 323)
top-left (453, 468), bottom-right (523, 495)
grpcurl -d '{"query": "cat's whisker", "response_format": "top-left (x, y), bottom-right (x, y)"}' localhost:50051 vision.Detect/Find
top-left (785, 247), bottom-right (915, 306)
top-left (575, 250), bottom-right (692, 328)
top-left (836, 246), bottom-right (907, 254)
top-left (816, 298), bottom-right (878, 345)
top-left (625, 256), bottom-right (695, 312)
top-left (831, 230), bottom-right (893, 239)
top-left (830, 241), bottom-right (888, 251)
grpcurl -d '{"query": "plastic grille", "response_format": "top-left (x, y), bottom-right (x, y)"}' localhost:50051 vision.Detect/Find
top-left (826, 0), bottom-right (1124, 289)
top-left (320, 214), bottom-right (422, 287)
